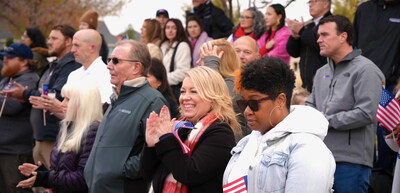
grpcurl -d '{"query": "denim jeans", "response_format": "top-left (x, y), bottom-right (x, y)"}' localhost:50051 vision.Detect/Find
top-left (333, 163), bottom-right (371, 193)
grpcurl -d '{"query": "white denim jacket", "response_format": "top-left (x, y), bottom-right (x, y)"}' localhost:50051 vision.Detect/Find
top-left (223, 105), bottom-right (336, 193)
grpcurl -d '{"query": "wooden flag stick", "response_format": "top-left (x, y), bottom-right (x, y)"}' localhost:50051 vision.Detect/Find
top-left (0, 78), bottom-right (13, 118)
top-left (0, 98), bottom-right (6, 117)
top-left (43, 110), bottom-right (46, 126)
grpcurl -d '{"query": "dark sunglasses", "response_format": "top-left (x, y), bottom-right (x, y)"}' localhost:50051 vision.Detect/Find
top-left (107, 57), bottom-right (140, 65)
top-left (237, 97), bottom-right (271, 112)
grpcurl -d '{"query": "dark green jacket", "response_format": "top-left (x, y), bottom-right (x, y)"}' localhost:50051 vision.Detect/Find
top-left (84, 82), bottom-right (167, 193)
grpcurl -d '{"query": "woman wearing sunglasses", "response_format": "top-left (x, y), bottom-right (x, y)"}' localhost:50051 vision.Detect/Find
top-left (223, 57), bottom-right (335, 193)
top-left (142, 66), bottom-right (239, 193)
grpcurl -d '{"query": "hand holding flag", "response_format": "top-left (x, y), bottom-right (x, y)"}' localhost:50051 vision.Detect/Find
top-left (376, 87), bottom-right (400, 132)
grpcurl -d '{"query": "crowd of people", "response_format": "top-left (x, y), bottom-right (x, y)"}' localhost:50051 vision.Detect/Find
top-left (0, 0), bottom-right (399, 193)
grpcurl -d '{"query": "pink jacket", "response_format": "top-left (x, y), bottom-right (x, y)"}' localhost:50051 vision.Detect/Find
top-left (189, 31), bottom-right (213, 67)
top-left (257, 26), bottom-right (291, 64)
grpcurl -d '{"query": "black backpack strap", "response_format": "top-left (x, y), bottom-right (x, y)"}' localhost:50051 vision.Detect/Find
top-left (169, 41), bottom-right (182, 72)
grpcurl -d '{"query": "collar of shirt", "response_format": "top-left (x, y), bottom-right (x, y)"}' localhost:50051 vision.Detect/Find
top-left (314, 16), bottom-right (324, 26)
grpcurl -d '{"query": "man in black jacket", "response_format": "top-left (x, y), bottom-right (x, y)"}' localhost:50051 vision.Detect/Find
top-left (3, 25), bottom-right (81, 170)
top-left (187, 0), bottom-right (233, 39)
top-left (354, 0), bottom-right (400, 190)
top-left (286, 0), bottom-right (332, 92)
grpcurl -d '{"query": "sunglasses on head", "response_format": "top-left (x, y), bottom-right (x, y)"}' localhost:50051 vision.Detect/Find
top-left (236, 96), bottom-right (271, 112)
top-left (107, 57), bottom-right (140, 65)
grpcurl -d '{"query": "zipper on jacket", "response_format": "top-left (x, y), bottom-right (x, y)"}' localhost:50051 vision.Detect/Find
top-left (328, 80), bottom-right (337, 102)
top-left (348, 130), bottom-right (351, 145)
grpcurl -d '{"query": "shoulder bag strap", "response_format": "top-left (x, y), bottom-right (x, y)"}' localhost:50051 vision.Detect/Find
top-left (169, 41), bottom-right (182, 72)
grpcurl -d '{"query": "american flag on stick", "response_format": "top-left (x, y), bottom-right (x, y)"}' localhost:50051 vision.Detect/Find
top-left (223, 176), bottom-right (248, 193)
top-left (376, 87), bottom-right (400, 132)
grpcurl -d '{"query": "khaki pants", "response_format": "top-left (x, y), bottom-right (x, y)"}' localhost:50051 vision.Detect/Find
top-left (32, 141), bottom-right (55, 169)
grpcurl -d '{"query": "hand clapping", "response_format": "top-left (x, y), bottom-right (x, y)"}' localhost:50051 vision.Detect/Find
top-left (146, 106), bottom-right (176, 147)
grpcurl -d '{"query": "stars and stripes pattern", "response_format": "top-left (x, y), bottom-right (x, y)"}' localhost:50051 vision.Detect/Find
top-left (376, 87), bottom-right (400, 132)
top-left (223, 176), bottom-right (248, 193)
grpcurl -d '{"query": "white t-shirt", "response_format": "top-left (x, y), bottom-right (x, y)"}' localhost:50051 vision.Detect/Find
top-left (228, 131), bottom-right (267, 182)
top-left (66, 57), bottom-right (113, 104)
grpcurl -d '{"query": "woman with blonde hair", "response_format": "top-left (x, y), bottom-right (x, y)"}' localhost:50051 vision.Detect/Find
top-left (199, 39), bottom-right (249, 140)
top-left (141, 18), bottom-right (163, 60)
top-left (16, 83), bottom-right (102, 193)
top-left (142, 66), bottom-right (239, 193)
top-left (198, 39), bottom-right (240, 94)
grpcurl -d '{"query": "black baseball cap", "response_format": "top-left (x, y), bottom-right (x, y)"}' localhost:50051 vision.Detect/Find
top-left (0, 43), bottom-right (33, 59)
top-left (156, 9), bottom-right (169, 18)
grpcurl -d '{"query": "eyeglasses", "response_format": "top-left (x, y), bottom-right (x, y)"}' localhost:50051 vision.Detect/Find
top-left (107, 57), bottom-right (140, 65)
top-left (240, 16), bottom-right (253, 20)
top-left (237, 96), bottom-right (271, 112)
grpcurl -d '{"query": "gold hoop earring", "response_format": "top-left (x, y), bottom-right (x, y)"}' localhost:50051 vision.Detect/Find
top-left (269, 106), bottom-right (280, 127)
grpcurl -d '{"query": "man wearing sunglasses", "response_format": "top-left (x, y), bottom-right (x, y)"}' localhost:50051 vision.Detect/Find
top-left (306, 16), bottom-right (385, 193)
top-left (67, 29), bottom-right (113, 109)
top-left (84, 40), bottom-right (167, 193)
top-left (0, 43), bottom-right (39, 193)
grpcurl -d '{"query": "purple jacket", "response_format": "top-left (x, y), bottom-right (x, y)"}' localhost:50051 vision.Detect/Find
top-left (189, 31), bottom-right (213, 67)
top-left (34, 121), bottom-right (99, 193)
top-left (257, 26), bottom-right (291, 64)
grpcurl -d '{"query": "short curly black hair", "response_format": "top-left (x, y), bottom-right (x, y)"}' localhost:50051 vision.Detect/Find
top-left (240, 57), bottom-right (295, 109)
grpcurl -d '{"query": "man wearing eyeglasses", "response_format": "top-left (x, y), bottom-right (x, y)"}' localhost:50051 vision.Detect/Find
top-left (67, 29), bottom-right (113, 109)
top-left (306, 15), bottom-right (384, 193)
top-left (84, 40), bottom-right (167, 193)
top-left (286, 0), bottom-right (332, 92)
top-left (0, 43), bottom-right (39, 193)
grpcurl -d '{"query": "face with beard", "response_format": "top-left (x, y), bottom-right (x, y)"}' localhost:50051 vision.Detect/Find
top-left (1, 56), bottom-right (24, 77)
top-left (48, 30), bottom-right (68, 57)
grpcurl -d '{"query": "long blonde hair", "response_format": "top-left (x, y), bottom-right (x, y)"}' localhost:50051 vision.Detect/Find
top-left (184, 66), bottom-right (240, 134)
top-left (57, 83), bottom-right (103, 153)
top-left (210, 39), bottom-right (241, 78)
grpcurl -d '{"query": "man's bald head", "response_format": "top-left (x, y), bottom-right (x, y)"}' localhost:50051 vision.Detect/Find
top-left (75, 29), bottom-right (102, 53)
top-left (233, 36), bottom-right (260, 65)
top-left (72, 29), bottom-right (103, 67)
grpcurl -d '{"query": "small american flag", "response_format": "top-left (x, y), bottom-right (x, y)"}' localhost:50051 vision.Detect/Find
top-left (223, 176), bottom-right (248, 193)
top-left (376, 87), bottom-right (400, 131)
